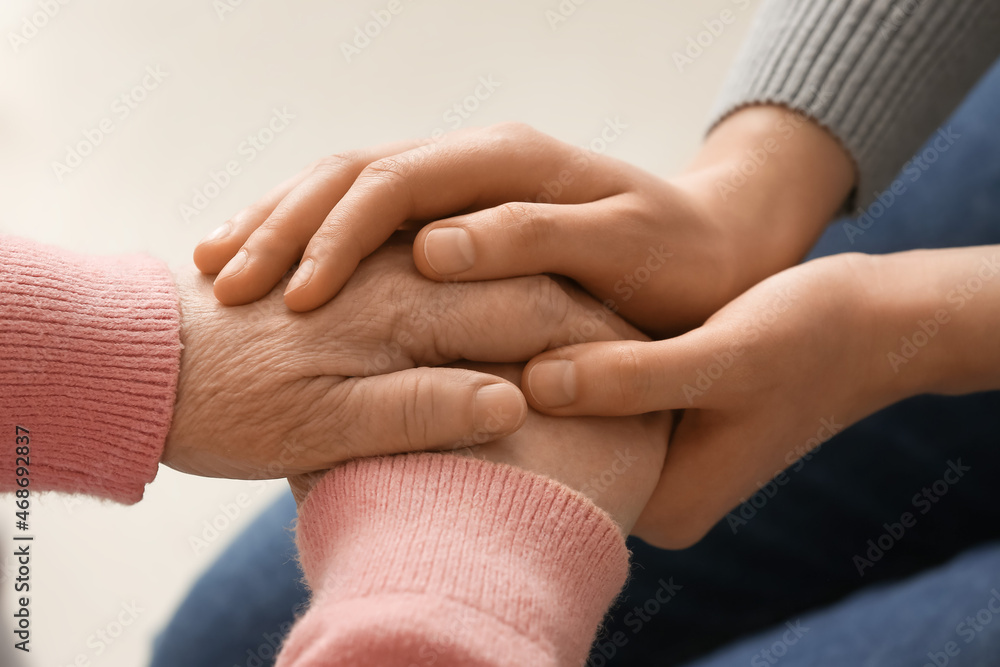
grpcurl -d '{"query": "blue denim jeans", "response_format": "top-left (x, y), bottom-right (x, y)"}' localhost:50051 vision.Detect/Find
top-left (151, 58), bottom-right (1000, 667)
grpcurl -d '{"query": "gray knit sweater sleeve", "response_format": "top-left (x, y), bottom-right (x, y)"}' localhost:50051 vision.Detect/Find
top-left (711, 0), bottom-right (1000, 210)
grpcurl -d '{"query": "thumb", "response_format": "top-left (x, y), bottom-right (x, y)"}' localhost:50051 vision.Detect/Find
top-left (412, 200), bottom-right (619, 281)
top-left (523, 335), bottom-right (718, 416)
top-left (334, 367), bottom-right (528, 457)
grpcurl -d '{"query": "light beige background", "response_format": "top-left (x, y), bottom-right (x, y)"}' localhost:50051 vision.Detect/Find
top-left (0, 1), bottom-right (756, 665)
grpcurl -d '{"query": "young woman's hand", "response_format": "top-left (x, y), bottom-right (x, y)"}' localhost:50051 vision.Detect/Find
top-left (520, 252), bottom-right (886, 548)
top-left (521, 246), bottom-right (1000, 548)
top-left (195, 108), bottom-right (854, 335)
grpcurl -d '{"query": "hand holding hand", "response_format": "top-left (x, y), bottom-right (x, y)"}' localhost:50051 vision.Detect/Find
top-left (166, 240), bottom-right (638, 480)
top-left (522, 253), bottom-right (895, 547)
top-left (291, 362), bottom-right (671, 535)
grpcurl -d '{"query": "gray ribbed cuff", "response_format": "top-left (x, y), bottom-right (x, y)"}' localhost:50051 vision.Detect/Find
top-left (710, 0), bottom-right (1000, 211)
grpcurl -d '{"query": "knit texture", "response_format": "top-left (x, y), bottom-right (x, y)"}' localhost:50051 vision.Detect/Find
top-left (0, 235), bottom-right (180, 503)
top-left (277, 453), bottom-right (631, 667)
top-left (711, 0), bottom-right (1000, 210)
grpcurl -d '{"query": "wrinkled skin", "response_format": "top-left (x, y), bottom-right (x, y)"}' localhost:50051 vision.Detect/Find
top-left (165, 240), bottom-right (642, 480)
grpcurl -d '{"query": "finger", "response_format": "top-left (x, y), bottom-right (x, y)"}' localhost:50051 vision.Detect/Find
top-left (396, 273), bottom-right (648, 367)
top-left (283, 123), bottom-right (625, 311)
top-left (334, 368), bottom-right (528, 457)
top-left (210, 140), bottom-right (427, 305)
top-left (522, 333), bottom-right (723, 416)
top-left (193, 165), bottom-right (313, 275)
top-left (412, 196), bottom-right (634, 280)
top-left (634, 417), bottom-right (764, 549)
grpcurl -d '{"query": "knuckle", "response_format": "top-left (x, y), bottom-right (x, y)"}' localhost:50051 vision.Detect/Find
top-left (285, 381), bottom-right (355, 464)
top-left (496, 202), bottom-right (550, 250)
top-left (360, 156), bottom-right (411, 187)
top-left (313, 152), bottom-right (363, 179)
top-left (400, 374), bottom-right (435, 448)
top-left (255, 219), bottom-right (311, 257)
top-left (489, 120), bottom-right (536, 139)
top-left (484, 122), bottom-right (553, 154)
top-left (229, 204), bottom-right (272, 235)
top-left (612, 344), bottom-right (648, 402)
top-left (527, 276), bottom-right (573, 330)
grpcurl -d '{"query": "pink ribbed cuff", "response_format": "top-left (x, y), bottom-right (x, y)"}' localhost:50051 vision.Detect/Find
top-left (0, 235), bottom-right (180, 503)
top-left (280, 453), bottom-right (630, 666)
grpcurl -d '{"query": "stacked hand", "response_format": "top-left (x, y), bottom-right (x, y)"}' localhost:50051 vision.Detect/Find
top-left (194, 112), bottom-right (1000, 549)
top-left (291, 363), bottom-right (672, 535)
top-left (166, 239), bottom-right (642, 480)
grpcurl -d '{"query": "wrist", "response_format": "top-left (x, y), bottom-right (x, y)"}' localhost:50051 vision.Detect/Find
top-left (868, 247), bottom-right (1000, 399)
top-left (162, 269), bottom-right (215, 469)
top-left (678, 105), bottom-right (856, 295)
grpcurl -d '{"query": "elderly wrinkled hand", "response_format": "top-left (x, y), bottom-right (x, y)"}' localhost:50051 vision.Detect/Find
top-left (164, 239), bottom-right (640, 480)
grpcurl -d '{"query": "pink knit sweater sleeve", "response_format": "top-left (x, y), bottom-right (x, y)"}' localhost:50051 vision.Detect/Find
top-left (277, 453), bottom-right (631, 667)
top-left (0, 235), bottom-right (180, 503)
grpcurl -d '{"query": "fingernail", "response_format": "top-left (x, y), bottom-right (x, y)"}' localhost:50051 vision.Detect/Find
top-left (285, 258), bottom-right (315, 295)
top-left (201, 223), bottom-right (231, 244)
top-left (474, 384), bottom-right (527, 433)
top-left (216, 249), bottom-right (248, 281)
top-left (424, 228), bottom-right (475, 275)
top-left (527, 360), bottom-right (576, 408)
